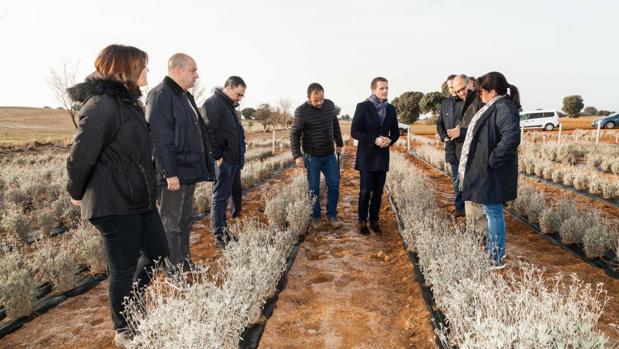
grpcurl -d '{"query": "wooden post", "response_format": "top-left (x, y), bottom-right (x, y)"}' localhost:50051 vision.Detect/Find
top-left (272, 130), bottom-right (276, 154)
top-left (407, 129), bottom-right (411, 151)
top-left (520, 126), bottom-right (524, 143)
top-left (558, 123), bottom-right (562, 144)
top-left (596, 123), bottom-right (601, 144)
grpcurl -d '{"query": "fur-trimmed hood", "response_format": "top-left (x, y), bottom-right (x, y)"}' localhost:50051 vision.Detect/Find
top-left (67, 77), bottom-right (142, 105)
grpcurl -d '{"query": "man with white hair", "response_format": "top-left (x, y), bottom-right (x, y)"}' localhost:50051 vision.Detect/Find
top-left (146, 53), bottom-right (215, 271)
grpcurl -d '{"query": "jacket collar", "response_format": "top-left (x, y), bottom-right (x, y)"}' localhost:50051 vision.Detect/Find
top-left (214, 87), bottom-right (237, 107)
top-left (67, 78), bottom-right (141, 105)
top-left (164, 76), bottom-right (186, 95)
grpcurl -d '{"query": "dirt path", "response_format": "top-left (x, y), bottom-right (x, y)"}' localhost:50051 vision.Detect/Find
top-left (0, 167), bottom-right (296, 349)
top-left (260, 152), bottom-right (436, 349)
top-left (399, 150), bottom-right (619, 343)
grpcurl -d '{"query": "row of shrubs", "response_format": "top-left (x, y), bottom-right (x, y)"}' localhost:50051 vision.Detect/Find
top-left (511, 183), bottom-right (618, 260)
top-left (386, 152), bottom-right (610, 347)
top-left (524, 129), bottom-right (619, 144)
top-left (519, 141), bottom-right (619, 175)
top-left (519, 155), bottom-right (619, 200)
top-left (0, 224), bottom-right (105, 319)
top-left (123, 174), bottom-right (311, 348)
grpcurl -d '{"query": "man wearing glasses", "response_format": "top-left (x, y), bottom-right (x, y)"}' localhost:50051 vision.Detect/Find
top-left (436, 74), bottom-right (464, 218)
top-left (202, 76), bottom-right (247, 248)
top-left (447, 74), bottom-right (486, 233)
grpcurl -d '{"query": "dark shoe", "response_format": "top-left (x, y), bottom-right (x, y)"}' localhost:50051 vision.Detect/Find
top-left (215, 233), bottom-right (228, 249)
top-left (358, 221), bottom-right (370, 235)
top-left (369, 220), bottom-right (381, 234)
top-left (453, 210), bottom-right (466, 218)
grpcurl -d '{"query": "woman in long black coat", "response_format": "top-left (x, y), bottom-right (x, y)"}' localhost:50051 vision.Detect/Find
top-left (458, 72), bottom-right (521, 269)
top-left (66, 44), bottom-right (168, 347)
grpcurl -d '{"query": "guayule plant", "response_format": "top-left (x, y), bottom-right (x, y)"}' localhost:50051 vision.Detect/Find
top-left (31, 237), bottom-right (78, 293)
top-left (0, 249), bottom-right (38, 319)
top-left (68, 223), bottom-right (106, 275)
top-left (387, 152), bottom-right (609, 347)
top-left (125, 173), bottom-right (311, 348)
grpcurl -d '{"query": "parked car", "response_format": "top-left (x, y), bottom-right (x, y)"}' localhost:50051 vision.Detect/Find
top-left (519, 109), bottom-right (561, 131)
top-left (592, 113), bottom-right (618, 129)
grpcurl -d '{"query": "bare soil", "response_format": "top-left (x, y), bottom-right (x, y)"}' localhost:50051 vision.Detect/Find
top-left (260, 151), bottom-right (436, 349)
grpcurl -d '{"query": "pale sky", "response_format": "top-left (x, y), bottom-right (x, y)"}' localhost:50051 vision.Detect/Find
top-left (1, 0), bottom-right (618, 116)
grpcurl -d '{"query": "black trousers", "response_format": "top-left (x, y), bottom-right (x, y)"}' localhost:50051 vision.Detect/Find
top-left (358, 171), bottom-right (387, 223)
top-left (90, 210), bottom-right (169, 331)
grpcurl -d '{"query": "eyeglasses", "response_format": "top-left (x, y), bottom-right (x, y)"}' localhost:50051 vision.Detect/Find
top-left (454, 86), bottom-right (467, 94)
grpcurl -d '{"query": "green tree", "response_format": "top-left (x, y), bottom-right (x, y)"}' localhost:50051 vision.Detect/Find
top-left (419, 91), bottom-right (444, 118)
top-left (562, 95), bottom-right (584, 117)
top-left (582, 106), bottom-right (597, 116)
top-left (597, 110), bottom-right (612, 116)
top-left (440, 81), bottom-right (450, 98)
top-left (254, 103), bottom-right (272, 131)
top-left (241, 107), bottom-right (256, 119)
top-left (334, 105), bottom-right (341, 117)
top-left (392, 91), bottom-right (424, 124)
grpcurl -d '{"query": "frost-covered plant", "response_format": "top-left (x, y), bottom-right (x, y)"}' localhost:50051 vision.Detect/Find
top-left (550, 168), bottom-right (563, 183)
top-left (523, 191), bottom-right (545, 224)
top-left (51, 196), bottom-right (81, 228)
top-left (31, 237), bottom-right (78, 293)
top-left (193, 182), bottom-right (212, 213)
top-left (68, 223), bottom-right (107, 274)
top-left (37, 207), bottom-right (56, 237)
top-left (582, 225), bottom-right (616, 259)
top-left (539, 207), bottom-right (561, 234)
top-left (124, 172), bottom-right (311, 348)
top-left (1, 205), bottom-right (31, 242)
top-left (0, 249), bottom-right (38, 319)
top-left (387, 152), bottom-right (609, 347)
top-left (559, 211), bottom-right (598, 245)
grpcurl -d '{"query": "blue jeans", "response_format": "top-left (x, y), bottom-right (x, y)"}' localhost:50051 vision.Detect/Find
top-left (450, 162), bottom-right (465, 211)
top-left (211, 160), bottom-right (242, 235)
top-left (305, 153), bottom-right (340, 219)
top-left (482, 203), bottom-right (506, 263)
top-left (358, 171), bottom-right (387, 223)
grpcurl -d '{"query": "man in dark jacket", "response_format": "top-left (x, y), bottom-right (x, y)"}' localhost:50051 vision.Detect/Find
top-left (290, 83), bottom-right (344, 230)
top-left (351, 77), bottom-right (400, 235)
top-left (447, 75), bottom-right (485, 232)
top-left (436, 74), bottom-right (465, 217)
top-left (146, 53), bottom-right (215, 270)
top-left (202, 76), bottom-right (247, 248)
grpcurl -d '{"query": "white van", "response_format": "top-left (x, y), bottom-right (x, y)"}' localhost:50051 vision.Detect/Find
top-left (519, 109), bottom-right (561, 131)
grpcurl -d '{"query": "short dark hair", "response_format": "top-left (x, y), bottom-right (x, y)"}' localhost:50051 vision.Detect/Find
top-left (371, 77), bottom-right (388, 90)
top-left (307, 83), bottom-right (324, 98)
top-left (224, 76), bottom-right (246, 88)
top-left (446, 74), bottom-right (456, 81)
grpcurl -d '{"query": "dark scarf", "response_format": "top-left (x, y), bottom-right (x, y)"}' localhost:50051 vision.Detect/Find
top-left (368, 95), bottom-right (388, 126)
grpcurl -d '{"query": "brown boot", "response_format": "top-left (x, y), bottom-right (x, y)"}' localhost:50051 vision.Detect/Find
top-left (327, 217), bottom-right (344, 229)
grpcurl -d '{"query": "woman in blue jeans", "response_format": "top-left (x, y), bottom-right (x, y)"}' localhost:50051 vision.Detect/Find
top-left (66, 44), bottom-right (168, 347)
top-left (458, 72), bottom-right (521, 269)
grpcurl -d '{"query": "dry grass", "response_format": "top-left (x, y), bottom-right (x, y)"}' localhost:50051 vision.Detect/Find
top-left (0, 107), bottom-right (76, 145)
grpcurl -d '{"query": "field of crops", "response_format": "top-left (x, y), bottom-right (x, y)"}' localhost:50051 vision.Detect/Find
top-left (1, 127), bottom-right (618, 348)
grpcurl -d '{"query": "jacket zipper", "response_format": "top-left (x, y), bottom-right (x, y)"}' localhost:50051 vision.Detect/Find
top-left (138, 164), bottom-right (153, 209)
top-left (127, 178), bottom-right (135, 202)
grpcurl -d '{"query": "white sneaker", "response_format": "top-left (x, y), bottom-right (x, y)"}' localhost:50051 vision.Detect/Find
top-left (489, 261), bottom-right (507, 271)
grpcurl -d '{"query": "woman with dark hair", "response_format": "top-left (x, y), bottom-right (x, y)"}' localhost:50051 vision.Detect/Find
top-left (458, 71), bottom-right (521, 270)
top-left (66, 44), bottom-right (168, 347)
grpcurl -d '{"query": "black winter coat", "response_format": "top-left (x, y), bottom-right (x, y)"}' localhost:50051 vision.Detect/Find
top-left (202, 89), bottom-right (246, 166)
top-left (436, 96), bottom-right (461, 164)
top-left (146, 77), bottom-right (216, 185)
top-left (66, 79), bottom-right (157, 219)
top-left (351, 100), bottom-right (400, 172)
top-left (461, 98), bottom-right (521, 204)
top-left (290, 99), bottom-right (344, 159)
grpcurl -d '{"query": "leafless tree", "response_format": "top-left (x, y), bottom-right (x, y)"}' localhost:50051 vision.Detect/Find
top-left (48, 61), bottom-right (79, 129)
top-left (277, 98), bottom-right (293, 129)
top-left (191, 79), bottom-right (208, 107)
